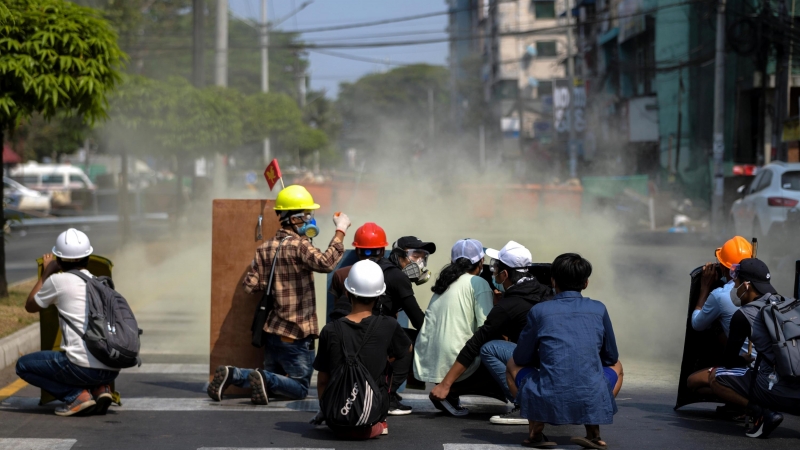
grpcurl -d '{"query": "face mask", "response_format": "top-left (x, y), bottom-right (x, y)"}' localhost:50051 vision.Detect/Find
top-left (296, 218), bottom-right (319, 239)
top-left (730, 282), bottom-right (748, 307)
top-left (493, 271), bottom-right (506, 293)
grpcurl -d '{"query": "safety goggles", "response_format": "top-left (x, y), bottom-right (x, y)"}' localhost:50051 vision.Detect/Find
top-left (406, 249), bottom-right (430, 263)
top-left (730, 263), bottom-right (740, 280)
top-left (290, 211), bottom-right (315, 223)
top-left (488, 258), bottom-right (500, 273)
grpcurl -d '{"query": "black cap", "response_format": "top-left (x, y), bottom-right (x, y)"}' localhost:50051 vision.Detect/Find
top-left (394, 236), bottom-right (436, 254)
top-left (738, 258), bottom-right (777, 295)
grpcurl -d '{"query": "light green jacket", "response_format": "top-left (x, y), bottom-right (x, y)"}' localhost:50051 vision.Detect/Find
top-left (413, 274), bottom-right (494, 383)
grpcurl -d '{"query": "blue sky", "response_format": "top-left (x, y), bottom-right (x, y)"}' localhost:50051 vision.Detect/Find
top-left (228, 0), bottom-right (449, 98)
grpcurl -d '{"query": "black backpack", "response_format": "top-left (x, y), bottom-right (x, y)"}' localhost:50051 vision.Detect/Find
top-left (320, 318), bottom-right (385, 430)
top-left (59, 270), bottom-right (142, 369)
top-left (758, 295), bottom-right (800, 377)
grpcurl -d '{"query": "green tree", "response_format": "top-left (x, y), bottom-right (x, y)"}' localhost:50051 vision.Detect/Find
top-left (0, 0), bottom-right (124, 297)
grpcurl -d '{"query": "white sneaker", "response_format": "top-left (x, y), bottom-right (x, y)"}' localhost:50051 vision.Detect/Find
top-left (490, 406), bottom-right (527, 425)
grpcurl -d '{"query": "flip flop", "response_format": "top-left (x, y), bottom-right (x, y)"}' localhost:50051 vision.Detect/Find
top-left (570, 436), bottom-right (607, 450)
top-left (522, 433), bottom-right (557, 448)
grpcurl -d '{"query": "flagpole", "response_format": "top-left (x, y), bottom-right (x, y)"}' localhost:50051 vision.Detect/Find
top-left (279, 178), bottom-right (285, 189)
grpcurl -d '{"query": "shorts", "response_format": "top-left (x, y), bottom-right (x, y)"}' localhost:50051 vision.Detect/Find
top-left (515, 366), bottom-right (618, 390)
top-left (714, 367), bottom-right (800, 415)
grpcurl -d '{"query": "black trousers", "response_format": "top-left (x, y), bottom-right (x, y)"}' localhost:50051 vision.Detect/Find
top-left (389, 328), bottom-right (420, 393)
top-left (447, 363), bottom-right (508, 403)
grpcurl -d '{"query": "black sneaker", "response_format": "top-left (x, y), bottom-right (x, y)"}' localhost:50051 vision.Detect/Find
top-left (248, 370), bottom-right (269, 405)
top-left (207, 365), bottom-right (233, 401)
top-left (388, 393), bottom-right (412, 416)
top-left (745, 409), bottom-right (783, 439)
top-left (490, 405), bottom-right (527, 425)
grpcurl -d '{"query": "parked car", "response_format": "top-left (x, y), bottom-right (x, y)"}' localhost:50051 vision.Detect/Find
top-left (3, 177), bottom-right (51, 213)
top-left (731, 161), bottom-right (800, 239)
top-left (10, 162), bottom-right (95, 207)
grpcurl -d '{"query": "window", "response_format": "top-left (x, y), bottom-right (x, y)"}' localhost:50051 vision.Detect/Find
top-left (69, 174), bottom-right (87, 188)
top-left (41, 174), bottom-right (64, 185)
top-left (537, 80), bottom-right (554, 98)
top-left (534, 1), bottom-right (556, 19)
top-left (755, 169), bottom-right (773, 192)
top-left (494, 80), bottom-right (519, 100)
top-left (19, 176), bottom-right (38, 186)
top-left (781, 171), bottom-right (800, 191)
top-left (536, 41), bottom-right (557, 58)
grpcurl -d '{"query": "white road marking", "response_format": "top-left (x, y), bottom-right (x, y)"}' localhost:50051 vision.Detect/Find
top-left (0, 394), bottom-right (508, 413)
top-left (0, 439), bottom-right (76, 450)
top-left (126, 363), bottom-right (207, 374)
top-left (198, 448), bottom-right (334, 450)
top-left (444, 446), bottom-right (565, 450)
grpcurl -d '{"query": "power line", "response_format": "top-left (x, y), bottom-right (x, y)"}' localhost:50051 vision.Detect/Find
top-left (309, 48), bottom-right (404, 66)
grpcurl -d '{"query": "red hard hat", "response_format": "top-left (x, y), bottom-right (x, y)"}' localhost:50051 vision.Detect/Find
top-left (353, 222), bottom-right (389, 248)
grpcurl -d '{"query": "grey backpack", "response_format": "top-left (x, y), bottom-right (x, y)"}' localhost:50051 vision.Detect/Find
top-left (59, 270), bottom-right (142, 369)
top-left (760, 295), bottom-right (800, 377)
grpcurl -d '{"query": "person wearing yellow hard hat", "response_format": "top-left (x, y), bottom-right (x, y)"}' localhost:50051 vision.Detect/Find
top-left (686, 236), bottom-right (754, 395)
top-left (207, 184), bottom-right (350, 405)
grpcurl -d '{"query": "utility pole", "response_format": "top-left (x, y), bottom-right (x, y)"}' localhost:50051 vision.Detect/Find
top-left (193, 0), bottom-right (205, 87)
top-left (261, 0), bottom-right (271, 167)
top-left (428, 87), bottom-right (435, 147)
top-left (711, 0), bottom-right (726, 234)
top-left (566, 0), bottom-right (578, 179)
top-left (774, 0), bottom-right (791, 162)
top-left (215, 0), bottom-right (228, 87)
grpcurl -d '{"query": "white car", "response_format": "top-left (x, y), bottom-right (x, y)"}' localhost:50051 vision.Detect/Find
top-left (731, 161), bottom-right (800, 238)
top-left (3, 177), bottom-right (51, 213)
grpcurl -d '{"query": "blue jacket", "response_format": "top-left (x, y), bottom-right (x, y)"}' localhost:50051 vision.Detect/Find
top-left (513, 291), bottom-right (619, 425)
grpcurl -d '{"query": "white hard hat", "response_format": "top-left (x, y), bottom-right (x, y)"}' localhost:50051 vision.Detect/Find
top-left (52, 228), bottom-right (93, 260)
top-left (344, 260), bottom-right (386, 298)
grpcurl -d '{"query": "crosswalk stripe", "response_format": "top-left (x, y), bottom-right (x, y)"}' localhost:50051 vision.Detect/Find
top-left (198, 448), bottom-right (334, 450)
top-left (0, 438), bottom-right (76, 450)
top-left (126, 363), bottom-right (207, 374)
top-left (0, 395), bottom-right (508, 413)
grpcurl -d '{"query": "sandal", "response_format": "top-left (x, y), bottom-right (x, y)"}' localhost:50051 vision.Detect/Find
top-left (522, 433), bottom-right (557, 448)
top-left (570, 436), bottom-right (607, 450)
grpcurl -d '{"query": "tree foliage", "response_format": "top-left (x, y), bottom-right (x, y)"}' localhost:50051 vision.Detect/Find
top-left (0, 0), bottom-right (125, 131)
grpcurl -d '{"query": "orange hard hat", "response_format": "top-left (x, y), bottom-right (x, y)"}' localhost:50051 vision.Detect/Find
top-left (715, 236), bottom-right (753, 268)
top-left (353, 222), bottom-right (389, 248)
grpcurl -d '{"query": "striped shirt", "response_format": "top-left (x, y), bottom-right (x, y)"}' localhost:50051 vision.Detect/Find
top-left (244, 228), bottom-right (344, 339)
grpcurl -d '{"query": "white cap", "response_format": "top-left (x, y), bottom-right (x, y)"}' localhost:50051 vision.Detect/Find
top-left (451, 238), bottom-right (485, 264)
top-left (485, 241), bottom-right (531, 271)
top-left (52, 228), bottom-right (93, 260)
top-left (344, 260), bottom-right (387, 298)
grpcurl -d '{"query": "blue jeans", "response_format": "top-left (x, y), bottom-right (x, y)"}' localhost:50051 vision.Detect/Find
top-left (229, 333), bottom-right (314, 400)
top-left (16, 351), bottom-right (119, 403)
top-left (480, 340), bottom-right (517, 403)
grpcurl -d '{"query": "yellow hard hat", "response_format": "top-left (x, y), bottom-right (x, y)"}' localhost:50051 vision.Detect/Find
top-left (715, 236), bottom-right (753, 268)
top-left (274, 185), bottom-right (321, 211)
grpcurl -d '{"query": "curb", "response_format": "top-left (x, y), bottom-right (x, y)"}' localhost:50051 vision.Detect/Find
top-left (0, 322), bottom-right (39, 373)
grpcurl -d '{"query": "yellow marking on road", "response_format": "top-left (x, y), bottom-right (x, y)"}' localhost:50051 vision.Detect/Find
top-left (0, 379), bottom-right (28, 401)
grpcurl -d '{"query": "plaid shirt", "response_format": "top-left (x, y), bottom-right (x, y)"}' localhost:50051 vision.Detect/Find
top-left (244, 228), bottom-right (344, 339)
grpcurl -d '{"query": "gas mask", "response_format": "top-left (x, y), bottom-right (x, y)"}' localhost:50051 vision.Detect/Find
top-left (392, 248), bottom-right (431, 285)
top-left (288, 211), bottom-right (319, 239)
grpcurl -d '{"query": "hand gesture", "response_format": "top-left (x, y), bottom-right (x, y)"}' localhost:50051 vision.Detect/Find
top-left (333, 212), bottom-right (351, 233)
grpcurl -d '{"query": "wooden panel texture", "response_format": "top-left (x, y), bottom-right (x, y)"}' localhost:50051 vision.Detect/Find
top-left (210, 200), bottom-right (280, 387)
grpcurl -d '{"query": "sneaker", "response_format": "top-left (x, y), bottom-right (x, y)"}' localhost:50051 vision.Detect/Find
top-left (248, 370), bottom-right (269, 405)
top-left (746, 409), bottom-right (783, 439)
top-left (380, 421), bottom-right (389, 435)
top-left (388, 393), bottom-right (412, 416)
top-left (91, 385), bottom-right (113, 415)
top-left (207, 365), bottom-right (234, 402)
top-left (440, 397), bottom-right (469, 417)
top-left (490, 406), bottom-right (527, 425)
top-left (54, 390), bottom-right (96, 417)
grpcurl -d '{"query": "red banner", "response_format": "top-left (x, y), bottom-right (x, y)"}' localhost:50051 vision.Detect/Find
top-left (263, 159), bottom-right (282, 190)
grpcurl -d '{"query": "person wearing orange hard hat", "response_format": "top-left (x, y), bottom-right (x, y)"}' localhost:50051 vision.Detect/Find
top-left (686, 236), bottom-right (755, 394)
top-left (329, 222), bottom-right (390, 318)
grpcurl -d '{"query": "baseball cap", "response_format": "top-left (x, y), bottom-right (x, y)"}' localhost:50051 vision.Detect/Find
top-left (485, 241), bottom-right (532, 271)
top-left (451, 238), bottom-right (485, 264)
top-left (394, 236), bottom-right (436, 254)
top-left (737, 258), bottom-right (777, 295)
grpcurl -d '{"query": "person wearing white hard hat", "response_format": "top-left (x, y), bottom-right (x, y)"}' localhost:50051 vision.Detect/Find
top-left (429, 241), bottom-right (552, 426)
top-left (313, 260), bottom-right (412, 439)
top-left (17, 229), bottom-right (119, 417)
top-left (413, 239), bottom-right (496, 416)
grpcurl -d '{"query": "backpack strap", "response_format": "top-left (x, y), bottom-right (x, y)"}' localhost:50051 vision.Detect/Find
top-left (58, 312), bottom-right (86, 340)
top-left (67, 269), bottom-right (92, 283)
top-left (332, 315), bottom-right (380, 361)
top-left (266, 236), bottom-right (290, 296)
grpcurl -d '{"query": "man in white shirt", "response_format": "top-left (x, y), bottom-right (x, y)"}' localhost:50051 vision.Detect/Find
top-left (16, 228), bottom-right (119, 416)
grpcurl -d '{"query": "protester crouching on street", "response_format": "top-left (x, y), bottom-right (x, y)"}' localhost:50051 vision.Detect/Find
top-left (506, 253), bottom-right (621, 449)
top-left (710, 258), bottom-right (800, 439)
top-left (414, 239), bottom-right (495, 416)
top-left (429, 241), bottom-right (552, 425)
top-left (16, 229), bottom-right (119, 416)
top-left (314, 260), bottom-right (412, 439)
top-left (207, 185), bottom-right (349, 404)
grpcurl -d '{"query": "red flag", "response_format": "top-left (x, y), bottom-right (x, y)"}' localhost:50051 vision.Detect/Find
top-left (264, 159), bottom-right (282, 190)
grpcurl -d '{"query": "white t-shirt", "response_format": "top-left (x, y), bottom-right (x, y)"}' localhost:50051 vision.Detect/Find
top-left (35, 270), bottom-right (119, 371)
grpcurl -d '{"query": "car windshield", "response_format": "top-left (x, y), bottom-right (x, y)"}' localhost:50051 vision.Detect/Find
top-left (781, 171), bottom-right (800, 191)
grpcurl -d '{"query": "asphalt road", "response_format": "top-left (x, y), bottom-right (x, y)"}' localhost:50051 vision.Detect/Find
top-left (0, 225), bottom-right (798, 449)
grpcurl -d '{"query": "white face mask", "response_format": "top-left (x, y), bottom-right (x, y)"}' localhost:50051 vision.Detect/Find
top-left (730, 282), bottom-right (748, 307)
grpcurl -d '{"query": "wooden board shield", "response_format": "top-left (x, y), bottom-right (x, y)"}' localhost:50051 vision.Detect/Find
top-left (210, 200), bottom-right (280, 394)
top-left (674, 266), bottom-right (726, 410)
